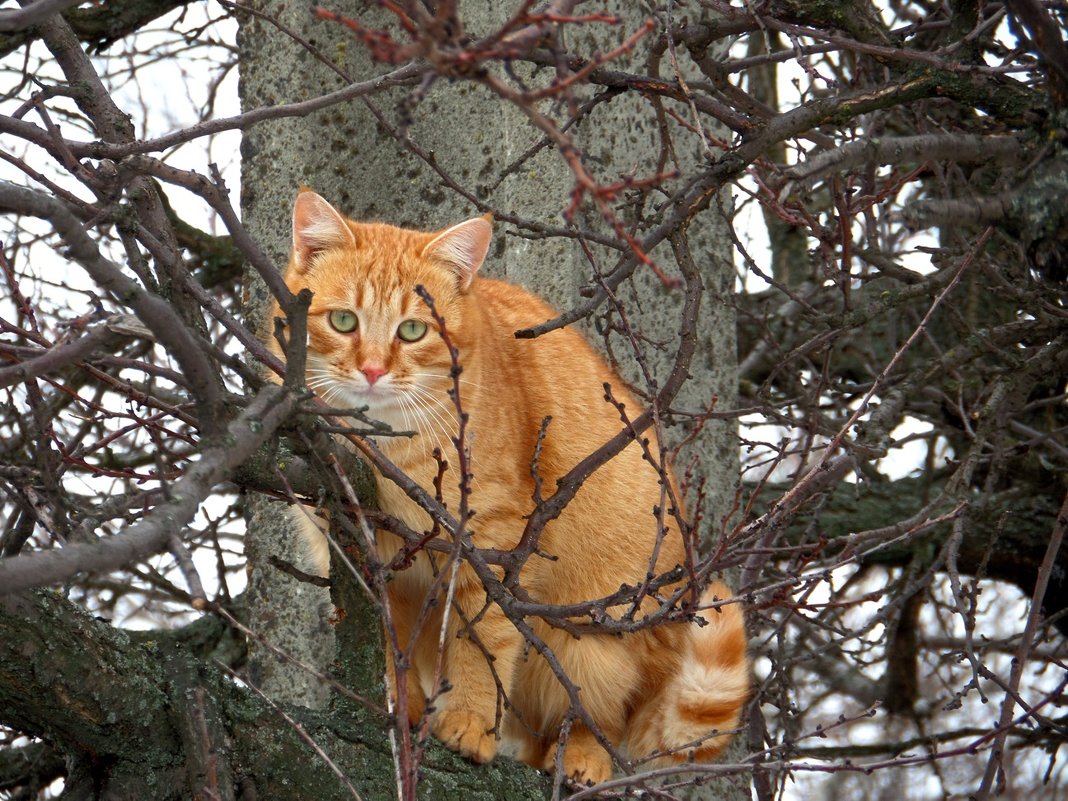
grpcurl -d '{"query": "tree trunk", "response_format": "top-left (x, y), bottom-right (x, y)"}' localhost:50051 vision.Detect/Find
top-left (237, 1), bottom-right (742, 797)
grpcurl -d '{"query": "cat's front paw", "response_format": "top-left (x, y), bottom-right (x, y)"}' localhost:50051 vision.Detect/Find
top-left (561, 744), bottom-right (612, 786)
top-left (432, 709), bottom-right (498, 764)
top-left (563, 751), bottom-right (606, 790)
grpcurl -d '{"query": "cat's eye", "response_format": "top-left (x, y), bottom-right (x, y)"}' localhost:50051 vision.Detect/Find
top-left (328, 310), bottom-right (358, 333)
top-left (397, 319), bottom-right (428, 343)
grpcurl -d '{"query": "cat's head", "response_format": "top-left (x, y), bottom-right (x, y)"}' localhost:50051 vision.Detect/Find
top-left (275, 190), bottom-right (492, 429)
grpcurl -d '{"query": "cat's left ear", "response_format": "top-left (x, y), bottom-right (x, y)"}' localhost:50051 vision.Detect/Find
top-left (422, 214), bottom-right (493, 291)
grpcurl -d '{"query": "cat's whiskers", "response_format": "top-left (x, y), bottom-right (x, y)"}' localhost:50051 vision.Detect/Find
top-left (405, 382), bottom-right (458, 431)
top-left (405, 382), bottom-right (483, 494)
top-left (306, 370), bottom-right (426, 446)
top-left (394, 392), bottom-right (419, 462)
top-left (305, 379), bottom-right (335, 396)
top-left (395, 393), bottom-right (438, 464)
top-left (322, 384), bottom-right (346, 410)
top-left (402, 385), bottom-right (453, 464)
top-left (305, 369), bottom-right (344, 402)
top-left (401, 385), bottom-right (453, 461)
top-left (405, 386), bottom-right (463, 463)
top-left (307, 374), bottom-right (376, 432)
top-left (305, 374), bottom-right (333, 397)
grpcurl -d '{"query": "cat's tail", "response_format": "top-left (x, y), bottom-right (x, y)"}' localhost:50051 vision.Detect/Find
top-left (625, 581), bottom-right (750, 765)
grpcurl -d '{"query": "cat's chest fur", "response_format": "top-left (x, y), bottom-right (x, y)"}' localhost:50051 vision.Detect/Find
top-left (371, 402), bottom-right (533, 583)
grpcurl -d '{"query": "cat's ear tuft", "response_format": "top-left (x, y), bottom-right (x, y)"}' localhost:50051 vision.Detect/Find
top-left (292, 190), bottom-right (356, 272)
top-left (422, 215), bottom-right (493, 290)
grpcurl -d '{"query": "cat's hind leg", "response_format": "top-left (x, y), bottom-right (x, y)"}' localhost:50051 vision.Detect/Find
top-left (528, 629), bottom-right (640, 785)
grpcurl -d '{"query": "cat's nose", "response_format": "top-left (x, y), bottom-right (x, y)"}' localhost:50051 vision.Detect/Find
top-left (361, 364), bottom-right (387, 385)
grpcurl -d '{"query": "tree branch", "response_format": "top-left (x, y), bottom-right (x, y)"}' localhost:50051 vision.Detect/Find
top-left (0, 383), bottom-right (297, 594)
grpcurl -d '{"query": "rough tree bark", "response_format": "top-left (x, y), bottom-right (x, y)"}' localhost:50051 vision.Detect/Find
top-left (0, 589), bottom-right (551, 800)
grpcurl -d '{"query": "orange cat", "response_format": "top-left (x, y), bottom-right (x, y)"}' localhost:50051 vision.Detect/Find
top-left (264, 190), bottom-right (749, 784)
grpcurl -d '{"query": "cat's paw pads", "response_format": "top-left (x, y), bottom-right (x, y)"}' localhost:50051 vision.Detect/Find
top-left (432, 709), bottom-right (498, 763)
top-left (562, 745), bottom-right (612, 786)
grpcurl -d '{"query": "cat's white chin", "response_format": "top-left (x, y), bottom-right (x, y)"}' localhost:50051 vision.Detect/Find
top-left (363, 404), bottom-right (416, 443)
top-left (317, 382), bottom-right (402, 422)
top-left (326, 377), bottom-right (393, 403)
top-left (352, 391), bottom-right (402, 418)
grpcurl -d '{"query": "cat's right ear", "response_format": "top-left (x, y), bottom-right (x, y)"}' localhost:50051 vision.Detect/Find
top-left (292, 190), bottom-right (356, 272)
top-left (422, 214), bottom-right (493, 291)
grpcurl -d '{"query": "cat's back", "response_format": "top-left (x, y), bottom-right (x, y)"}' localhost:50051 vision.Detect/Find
top-left (468, 278), bottom-right (680, 604)
top-left (469, 276), bottom-right (649, 458)
top-left (473, 276), bottom-right (558, 327)
top-left (473, 277), bottom-right (618, 384)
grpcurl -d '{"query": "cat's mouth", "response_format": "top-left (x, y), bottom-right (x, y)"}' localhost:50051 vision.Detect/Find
top-left (346, 379), bottom-right (397, 404)
top-left (309, 375), bottom-right (399, 411)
